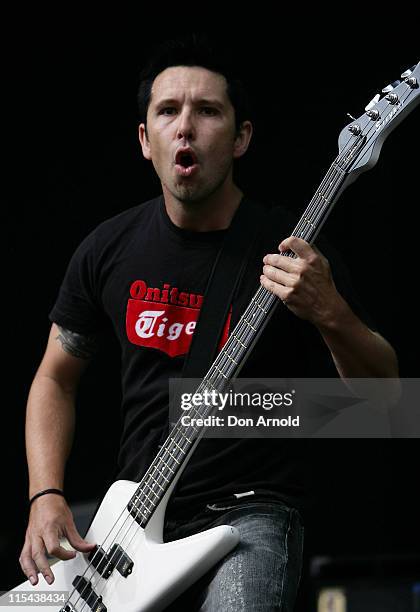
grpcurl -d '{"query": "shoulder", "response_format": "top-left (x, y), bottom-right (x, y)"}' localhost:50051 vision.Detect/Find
top-left (74, 196), bottom-right (161, 259)
top-left (94, 196), bottom-right (160, 242)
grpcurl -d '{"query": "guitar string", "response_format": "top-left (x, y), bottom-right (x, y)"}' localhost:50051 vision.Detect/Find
top-left (204, 131), bottom-right (369, 378)
top-left (164, 123), bottom-right (361, 387)
top-left (66, 88), bottom-right (414, 611)
top-left (207, 81), bottom-right (417, 385)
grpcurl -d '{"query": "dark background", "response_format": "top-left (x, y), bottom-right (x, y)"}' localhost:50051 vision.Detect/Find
top-left (2, 11), bottom-right (419, 608)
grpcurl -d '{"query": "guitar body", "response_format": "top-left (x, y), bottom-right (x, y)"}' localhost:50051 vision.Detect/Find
top-left (12, 480), bottom-right (239, 611)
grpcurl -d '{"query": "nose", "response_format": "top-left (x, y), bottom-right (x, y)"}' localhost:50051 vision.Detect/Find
top-left (176, 108), bottom-right (195, 141)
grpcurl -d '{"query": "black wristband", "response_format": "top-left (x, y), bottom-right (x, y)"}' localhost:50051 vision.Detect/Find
top-left (29, 488), bottom-right (64, 507)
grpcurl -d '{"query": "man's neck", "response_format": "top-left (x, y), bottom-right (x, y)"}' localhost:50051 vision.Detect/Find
top-left (162, 184), bottom-right (243, 232)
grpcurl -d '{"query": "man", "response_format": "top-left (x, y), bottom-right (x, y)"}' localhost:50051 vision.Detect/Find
top-left (19, 35), bottom-right (399, 610)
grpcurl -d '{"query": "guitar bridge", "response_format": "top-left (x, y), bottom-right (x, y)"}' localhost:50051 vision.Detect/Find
top-left (88, 543), bottom-right (133, 578)
top-left (72, 575), bottom-right (107, 611)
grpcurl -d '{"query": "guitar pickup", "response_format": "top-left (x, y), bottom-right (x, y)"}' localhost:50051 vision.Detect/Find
top-left (109, 543), bottom-right (134, 577)
top-left (72, 575), bottom-right (107, 612)
top-left (88, 545), bottom-right (114, 578)
top-left (88, 543), bottom-right (133, 579)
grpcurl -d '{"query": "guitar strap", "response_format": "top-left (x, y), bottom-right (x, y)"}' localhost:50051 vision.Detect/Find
top-left (181, 197), bottom-right (268, 380)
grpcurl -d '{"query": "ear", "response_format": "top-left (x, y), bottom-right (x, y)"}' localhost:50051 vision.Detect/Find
top-left (138, 123), bottom-right (152, 160)
top-left (233, 120), bottom-right (253, 159)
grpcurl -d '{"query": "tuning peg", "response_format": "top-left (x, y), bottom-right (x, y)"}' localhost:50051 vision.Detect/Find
top-left (401, 65), bottom-right (416, 78)
top-left (382, 80), bottom-right (401, 93)
top-left (385, 93), bottom-right (399, 105)
top-left (348, 123), bottom-right (361, 136)
top-left (364, 94), bottom-right (380, 111)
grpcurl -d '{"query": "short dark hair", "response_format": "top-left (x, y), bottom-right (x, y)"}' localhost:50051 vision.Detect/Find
top-left (137, 33), bottom-right (252, 133)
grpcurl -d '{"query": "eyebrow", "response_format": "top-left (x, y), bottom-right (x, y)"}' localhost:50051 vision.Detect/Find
top-left (153, 97), bottom-right (225, 110)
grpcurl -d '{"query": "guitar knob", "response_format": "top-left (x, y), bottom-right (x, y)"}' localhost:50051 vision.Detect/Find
top-left (382, 80), bottom-right (401, 93)
top-left (401, 65), bottom-right (416, 78)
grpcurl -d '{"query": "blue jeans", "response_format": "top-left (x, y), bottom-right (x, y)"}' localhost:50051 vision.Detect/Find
top-left (163, 500), bottom-right (304, 611)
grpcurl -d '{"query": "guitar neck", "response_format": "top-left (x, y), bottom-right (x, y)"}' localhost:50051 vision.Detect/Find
top-left (200, 138), bottom-right (366, 384)
top-left (127, 137), bottom-right (367, 525)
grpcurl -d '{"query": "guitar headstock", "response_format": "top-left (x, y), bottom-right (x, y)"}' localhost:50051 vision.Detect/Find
top-left (338, 61), bottom-right (419, 178)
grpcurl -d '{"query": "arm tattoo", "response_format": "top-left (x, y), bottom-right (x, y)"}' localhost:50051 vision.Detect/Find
top-left (55, 326), bottom-right (99, 360)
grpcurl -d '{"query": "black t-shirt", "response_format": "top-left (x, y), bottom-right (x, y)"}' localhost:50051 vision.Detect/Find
top-left (49, 195), bottom-right (374, 517)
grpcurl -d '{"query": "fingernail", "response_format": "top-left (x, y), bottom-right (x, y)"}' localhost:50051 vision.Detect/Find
top-left (46, 576), bottom-right (53, 585)
top-left (29, 576), bottom-right (36, 585)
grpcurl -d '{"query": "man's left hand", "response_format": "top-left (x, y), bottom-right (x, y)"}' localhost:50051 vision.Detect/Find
top-left (260, 235), bottom-right (344, 328)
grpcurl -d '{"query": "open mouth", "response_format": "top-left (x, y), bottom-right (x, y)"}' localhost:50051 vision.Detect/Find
top-left (178, 153), bottom-right (196, 168)
top-left (175, 148), bottom-right (199, 177)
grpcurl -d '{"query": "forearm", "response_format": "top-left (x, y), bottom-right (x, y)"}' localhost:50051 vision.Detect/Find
top-left (317, 294), bottom-right (399, 379)
top-left (26, 374), bottom-right (76, 498)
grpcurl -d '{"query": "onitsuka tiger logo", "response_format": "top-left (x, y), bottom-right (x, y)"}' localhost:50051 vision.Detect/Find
top-left (126, 280), bottom-right (230, 357)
